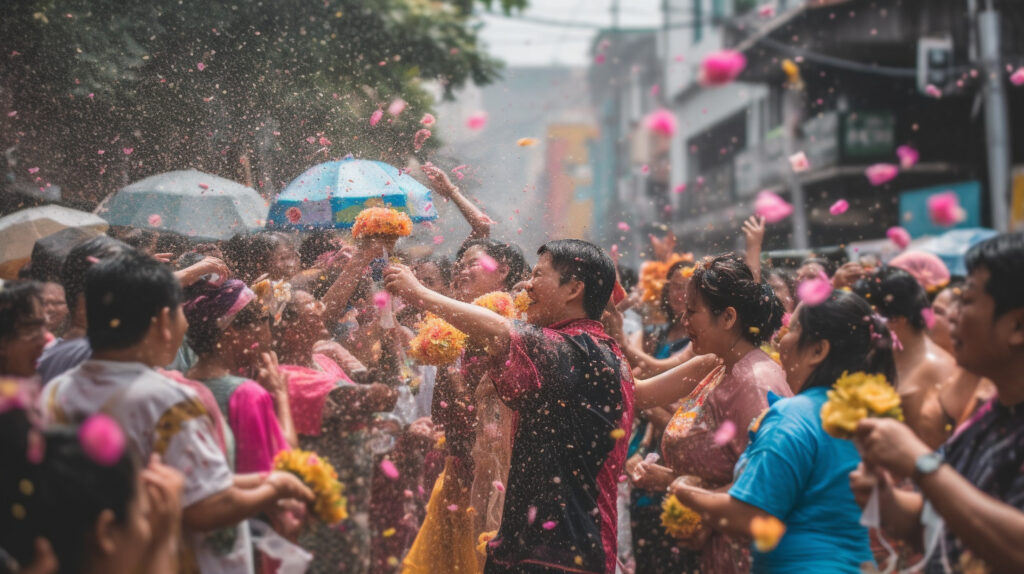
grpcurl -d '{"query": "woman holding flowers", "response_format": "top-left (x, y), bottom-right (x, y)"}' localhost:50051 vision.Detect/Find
top-left (667, 290), bottom-right (891, 573)
top-left (629, 254), bottom-right (790, 574)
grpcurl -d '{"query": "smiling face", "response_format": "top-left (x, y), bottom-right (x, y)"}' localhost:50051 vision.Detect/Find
top-left (452, 245), bottom-right (507, 302)
top-left (930, 287), bottom-right (958, 354)
top-left (664, 272), bottom-right (689, 321)
top-left (277, 291), bottom-right (329, 352)
top-left (0, 296), bottom-right (48, 377)
top-left (268, 242), bottom-right (301, 281)
top-left (777, 305), bottom-right (819, 393)
top-left (948, 267), bottom-right (1024, 379)
top-left (681, 283), bottom-right (735, 357)
top-left (523, 253), bottom-right (581, 327)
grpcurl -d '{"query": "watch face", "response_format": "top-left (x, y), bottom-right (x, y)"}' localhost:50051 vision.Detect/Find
top-left (916, 452), bottom-right (943, 475)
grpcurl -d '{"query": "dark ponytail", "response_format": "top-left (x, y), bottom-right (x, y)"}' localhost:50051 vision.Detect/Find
top-left (797, 290), bottom-right (897, 391)
top-left (690, 254), bottom-right (785, 345)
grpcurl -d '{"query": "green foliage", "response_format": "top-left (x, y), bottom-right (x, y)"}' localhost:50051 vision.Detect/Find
top-left (0, 0), bottom-right (523, 203)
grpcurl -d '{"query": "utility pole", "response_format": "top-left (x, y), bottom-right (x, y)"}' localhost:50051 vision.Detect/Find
top-left (977, 4), bottom-right (1010, 232)
top-left (783, 87), bottom-right (810, 249)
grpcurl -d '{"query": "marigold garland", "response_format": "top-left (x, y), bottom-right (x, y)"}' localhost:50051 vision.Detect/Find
top-left (351, 207), bottom-right (413, 238)
top-left (407, 315), bottom-right (468, 365)
top-left (820, 371), bottom-right (904, 439)
top-left (472, 291), bottom-right (517, 318)
top-left (660, 495), bottom-right (702, 540)
top-left (273, 449), bottom-right (348, 524)
top-left (513, 290), bottom-right (533, 314)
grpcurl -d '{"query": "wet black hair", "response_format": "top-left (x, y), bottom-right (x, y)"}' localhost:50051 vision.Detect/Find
top-left (154, 231), bottom-right (190, 259)
top-left (690, 254), bottom-right (784, 345)
top-left (616, 265), bottom-right (638, 293)
top-left (456, 238), bottom-right (529, 291)
top-left (0, 409), bottom-right (137, 573)
top-left (964, 231), bottom-right (1024, 318)
top-left (0, 281), bottom-right (44, 342)
top-left (537, 239), bottom-right (616, 320)
top-left (660, 260), bottom-right (694, 324)
top-left (852, 265), bottom-right (930, 331)
top-left (413, 255), bottom-right (453, 285)
top-left (60, 236), bottom-right (132, 313)
top-left (796, 290), bottom-right (897, 391)
top-left (223, 231), bottom-right (290, 284)
top-left (85, 251), bottom-right (183, 352)
top-left (299, 230), bottom-right (342, 268)
top-left (765, 268), bottom-right (797, 300)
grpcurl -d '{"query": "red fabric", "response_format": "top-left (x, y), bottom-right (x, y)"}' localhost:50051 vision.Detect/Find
top-left (280, 354), bottom-right (352, 437)
top-left (611, 281), bottom-right (627, 305)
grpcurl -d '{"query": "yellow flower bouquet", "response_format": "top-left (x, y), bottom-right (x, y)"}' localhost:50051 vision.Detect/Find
top-left (513, 290), bottom-right (533, 314)
top-left (407, 292), bottom-right (517, 365)
top-left (660, 495), bottom-right (703, 540)
top-left (351, 207), bottom-right (413, 238)
top-left (820, 371), bottom-right (903, 439)
top-left (273, 449), bottom-right (348, 524)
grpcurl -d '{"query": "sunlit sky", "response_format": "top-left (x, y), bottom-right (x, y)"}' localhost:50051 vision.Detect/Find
top-left (479, 0), bottom-right (662, 67)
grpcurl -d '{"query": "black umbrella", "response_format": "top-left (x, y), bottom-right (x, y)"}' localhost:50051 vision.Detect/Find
top-left (30, 227), bottom-right (97, 282)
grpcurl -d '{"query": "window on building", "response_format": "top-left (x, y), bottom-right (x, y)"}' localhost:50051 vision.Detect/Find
top-left (712, 0), bottom-right (726, 21)
top-left (693, 0), bottom-right (703, 44)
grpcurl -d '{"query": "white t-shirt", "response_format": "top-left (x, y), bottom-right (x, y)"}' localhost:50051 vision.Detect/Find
top-left (41, 360), bottom-right (253, 574)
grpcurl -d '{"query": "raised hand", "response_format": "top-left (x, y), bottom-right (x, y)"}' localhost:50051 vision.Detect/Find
top-left (257, 351), bottom-right (289, 397)
top-left (421, 164), bottom-right (458, 199)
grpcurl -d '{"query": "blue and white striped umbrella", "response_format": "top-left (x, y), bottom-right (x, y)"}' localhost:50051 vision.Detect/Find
top-left (267, 158), bottom-right (437, 230)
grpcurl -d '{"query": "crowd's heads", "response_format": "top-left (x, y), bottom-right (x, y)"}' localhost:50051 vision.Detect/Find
top-left (780, 290), bottom-right (896, 393)
top-left (453, 239), bottom-right (529, 299)
top-left (929, 278), bottom-right (964, 354)
top-left (61, 236), bottom-right (131, 314)
top-left (299, 230), bottom-right (345, 268)
top-left (765, 268), bottom-right (797, 313)
top-left (275, 289), bottom-right (329, 353)
top-left (853, 265), bottom-right (931, 332)
top-left (183, 279), bottom-right (270, 362)
top-left (0, 281), bottom-right (47, 377)
top-left (412, 256), bottom-right (452, 296)
top-left (0, 410), bottom-right (146, 574)
top-left (686, 254), bottom-right (784, 352)
top-left (660, 260), bottom-right (693, 324)
top-left (797, 257), bottom-right (835, 283)
top-left (110, 227), bottom-right (158, 254)
top-left (954, 232), bottom-right (1024, 378)
top-left (85, 251), bottom-right (185, 363)
top-left (224, 232), bottom-right (300, 283)
top-left (533, 239), bottom-right (616, 322)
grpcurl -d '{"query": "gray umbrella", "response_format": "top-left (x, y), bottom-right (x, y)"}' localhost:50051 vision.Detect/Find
top-left (101, 170), bottom-right (268, 240)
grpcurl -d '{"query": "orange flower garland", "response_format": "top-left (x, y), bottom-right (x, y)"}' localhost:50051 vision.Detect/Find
top-left (472, 291), bottom-right (517, 319)
top-left (407, 292), bottom-right (517, 365)
top-left (639, 252), bottom-right (694, 303)
top-left (513, 290), bottom-right (533, 314)
top-left (351, 207), bottom-right (413, 238)
top-left (273, 449), bottom-right (348, 524)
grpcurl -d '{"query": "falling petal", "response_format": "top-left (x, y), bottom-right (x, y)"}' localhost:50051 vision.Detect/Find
top-left (420, 113), bottom-right (436, 126)
top-left (643, 108), bottom-right (678, 137)
top-left (927, 192), bottom-right (966, 227)
top-left (922, 308), bottom-right (936, 330)
top-left (370, 108), bottom-right (384, 127)
top-left (148, 214), bottom-right (162, 227)
top-left (829, 199), bottom-right (849, 216)
top-left (493, 481), bottom-right (505, 492)
top-left (517, 137), bottom-right (540, 147)
top-left (413, 129), bottom-right (432, 150)
top-left (673, 183), bottom-right (687, 194)
top-left (788, 151), bottom-right (809, 173)
top-left (432, 235), bottom-right (444, 245)
top-left (542, 521), bottom-right (557, 530)
top-left (197, 62), bottom-right (205, 71)
top-left (387, 98), bottom-right (407, 116)
top-left (478, 254), bottom-right (498, 272)
top-left (1012, 68), bottom-right (1024, 86)
top-left (122, 147), bottom-right (133, 155)
top-left (380, 459), bottom-right (399, 480)
top-left (466, 112), bottom-right (488, 130)
top-left (699, 50), bottom-right (747, 86)
top-left (610, 428), bottom-right (626, 439)
top-left (447, 504), bottom-right (459, 512)
top-left (527, 506), bottom-right (537, 524)
top-left (751, 516), bottom-right (786, 552)
top-left (797, 274), bottom-right (832, 306)
top-left (594, 53), bottom-right (606, 64)
top-left (865, 164), bottom-right (899, 186)
top-left (27, 167), bottom-right (39, 174)
top-left (714, 420), bottom-right (737, 446)
top-left (925, 84), bottom-right (942, 98)
top-left (78, 414), bottom-right (125, 466)
top-left (617, 222), bottom-right (630, 232)
top-left (758, 5), bottom-right (775, 17)
top-left (896, 145), bottom-right (919, 169)
top-left (887, 227), bottom-right (911, 250)
top-left (754, 191), bottom-right (793, 224)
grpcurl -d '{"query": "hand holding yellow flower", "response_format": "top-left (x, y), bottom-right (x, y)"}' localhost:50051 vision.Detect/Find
top-left (273, 449), bottom-right (348, 524)
top-left (660, 495), bottom-right (703, 540)
top-left (820, 371), bottom-right (903, 439)
top-left (352, 207), bottom-right (413, 238)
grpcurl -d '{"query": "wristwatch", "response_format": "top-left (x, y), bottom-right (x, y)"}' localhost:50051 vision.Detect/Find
top-left (914, 451), bottom-right (945, 478)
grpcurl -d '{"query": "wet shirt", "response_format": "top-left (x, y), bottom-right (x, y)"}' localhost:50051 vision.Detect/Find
top-left (484, 319), bottom-right (634, 574)
top-left (925, 398), bottom-right (1024, 573)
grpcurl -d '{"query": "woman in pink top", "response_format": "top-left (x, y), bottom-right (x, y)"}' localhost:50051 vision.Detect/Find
top-left (630, 254), bottom-right (791, 574)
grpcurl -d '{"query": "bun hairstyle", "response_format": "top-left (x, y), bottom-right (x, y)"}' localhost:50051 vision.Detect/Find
top-left (456, 238), bottom-right (530, 291)
top-left (0, 409), bottom-right (137, 572)
top-left (852, 265), bottom-right (930, 331)
top-left (690, 254), bottom-right (784, 345)
top-left (796, 290), bottom-right (897, 391)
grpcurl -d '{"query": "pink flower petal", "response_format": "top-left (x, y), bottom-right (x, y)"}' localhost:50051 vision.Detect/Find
top-left (387, 98), bottom-right (407, 116)
top-left (896, 145), bottom-right (919, 169)
top-left (700, 50), bottom-right (747, 86)
top-left (714, 420), bottom-right (737, 446)
top-left (797, 274), bottom-right (832, 306)
top-left (542, 521), bottom-right (557, 530)
top-left (829, 199), bottom-right (849, 216)
top-left (96, 149), bottom-right (105, 155)
top-left (594, 53), bottom-right (606, 64)
top-left (478, 254), bottom-right (498, 272)
top-left (887, 226), bottom-right (911, 250)
top-left (148, 214), bottom-right (163, 227)
top-left (673, 183), bottom-right (687, 194)
top-left (447, 504), bottom-right (459, 512)
top-left (466, 112), bottom-right (488, 130)
top-left (26, 430), bottom-right (44, 464)
top-left (432, 235), bottom-right (444, 245)
top-left (122, 147), bottom-right (134, 155)
top-left (370, 108), bottom-right (384, 127)
top-left (754, 191), bottom-right (794, 224)
top-left (492, 480), bottom-right (505, 492)
top-left (921, 307), bottom-right (936, 330)
top-left (79, 414), bottom-right (125, 466)
top-left (373, 291), bottom-right (391, 310)
top-left (1010, 68), bottom-right (1024, 86)
top-left (617, 221), bottom-right (630, 232)
top-left (420, 113), bottom-right (436, 126)
top-left (6, 111), bottom-right (17, 117)
top-left (413, 128), bottom-right (432, 150)
top-left (927, 191), bottom-right (966, 227)
top-left (643, 108), bottom-right (678, 137)
top-left (925, 84), bottom-right (942, 98)
top-left (865, 163), bottom-right (899, 186)
top-left (758, 5), bottom-right (775, 17)
top-left (527, 506), bottom-right (537, 524)
top-left (27, 167), bottom-right (39, 174)
top-left (789, 151), bottom-right (809, 173)
top-left (197, 62), bottom-right (206, 71)
top-left (380, 459), bottom-right (399, 480)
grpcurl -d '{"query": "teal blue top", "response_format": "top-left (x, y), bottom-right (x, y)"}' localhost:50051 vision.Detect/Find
top-left (729, 388), bottom-right (875, 574)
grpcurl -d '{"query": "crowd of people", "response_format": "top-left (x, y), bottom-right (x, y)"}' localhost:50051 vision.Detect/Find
top-left (1, 164), bottom-right (1023, 574)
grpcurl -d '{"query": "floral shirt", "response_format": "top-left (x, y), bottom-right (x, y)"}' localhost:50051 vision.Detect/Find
top-left (926, 398), bottom-right (1024, 573)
